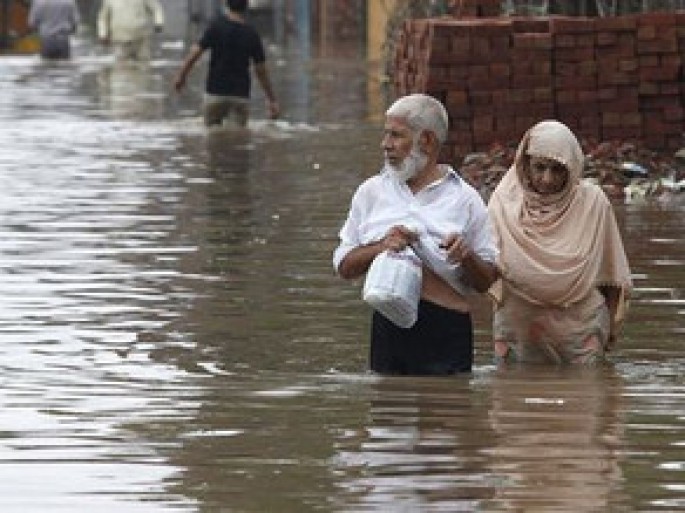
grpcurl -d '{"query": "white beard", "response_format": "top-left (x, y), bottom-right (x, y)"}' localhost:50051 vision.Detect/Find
top-left (388, 147), bottom-right (428, 183)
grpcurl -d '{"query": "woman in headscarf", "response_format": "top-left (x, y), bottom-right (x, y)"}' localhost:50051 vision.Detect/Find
top-left (488, 120), bottom-right (632, 364)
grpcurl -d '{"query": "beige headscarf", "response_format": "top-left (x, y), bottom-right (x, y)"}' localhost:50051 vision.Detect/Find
top-left (488, 120), bottom-right (632, 314)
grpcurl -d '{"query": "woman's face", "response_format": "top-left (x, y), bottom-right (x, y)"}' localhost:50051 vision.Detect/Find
top-left (527, 155), bottom-right (569, 195)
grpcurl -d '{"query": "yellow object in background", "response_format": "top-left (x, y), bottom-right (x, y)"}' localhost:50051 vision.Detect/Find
top-left (0, 0), bottom-right (38, 54)
top-left (12, 34), bottom-right (40, 53)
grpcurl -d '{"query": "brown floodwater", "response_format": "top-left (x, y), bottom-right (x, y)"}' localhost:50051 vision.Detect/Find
top-left (0, 31), bottom-right (683, 513)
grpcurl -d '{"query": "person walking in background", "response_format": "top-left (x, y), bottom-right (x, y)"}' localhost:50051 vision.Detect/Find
top-left (28, 0), bottom-right (80, 60)
top-left (173, 0), bottom-right (279, 127)
top-left (97, 0), bottom-right (164, 62)
top-left (333, 93), bottom-right (498, 376)
top-left (488, 120), bottom-right (632, 365)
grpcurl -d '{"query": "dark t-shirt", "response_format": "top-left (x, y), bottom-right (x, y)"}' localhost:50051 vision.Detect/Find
top-left (199, 16), bottom-right (266, 97)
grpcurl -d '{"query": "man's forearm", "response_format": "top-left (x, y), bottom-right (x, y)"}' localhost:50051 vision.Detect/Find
top-left (337, 241), bottom-right (385, 280)
top-left (255, 63), bottom-right (276, 101)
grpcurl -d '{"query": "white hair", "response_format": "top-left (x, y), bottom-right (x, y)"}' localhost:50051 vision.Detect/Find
top-left (385, 94), bottom-right (449, 145)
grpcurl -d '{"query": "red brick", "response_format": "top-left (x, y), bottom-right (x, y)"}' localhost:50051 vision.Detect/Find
top-left (533, 87), bottom-right (553, 102)
top-left (512, 33), bottom-right (553, 50)
top-left (467, 75), bottom-right (509, 93)
top-left (511, 63), bottom-right (534, 75)
top-left (603, 126), bottom-right (643, 139)
top-left (470, 36), bottom-right (492, 58)
top-left (429, 20), bottom-right (460, 38)
top-left (509, 89), bottom-right (534, 104)
top-left (598, 71), bottom-right (637, 86)
top-left (577, 115), bottom-right (601, 129)
top-left (594, 15), bottom-right (637, 32)
top-left (661, 54), bottom-right (682, 67)
top-left (470, 90), bottom-right (493, 105)
top-left (638, 12), bottom-right (678, 27)
top-left (451, 36), bottom-right (472, 61)
top-left (596, 32), bottom-right (618, 46)
top-left (490, 62), bottom-right (512, 78)
top-left (555, 46), bottom-right (596, 62)
top-left (639, 65), bottom-right (681, 83)
top-left (637, 25), bottom-right (658, 41)
top-left (556, 90), bottom-right (577, 104)
top-left (578, 61), bottom-right (598, 75)
top-left (600, 97), bottom-right (640, 112)
top-left (599, 37), bottom-right (636, 59)
top-left (515, 116), bottom-right (540, 133)
top-left (511, 17), bottom-right (551, 34)
top-left (555, 61), bottom-right (597, 76)
top-left (660, 83), bottom-right (681, 95)
top-left (622, 113), bottom-right (643, 127)
top-left (475, 19), bottom-right (513, 37)
top-left (578, 90), bottom-right (599, 103)
top-left (447, 131), bottom-right (473, 145)
top-left (663, 106), bottom-right (684, 122)
top-left (642, 96), bottom-right (682, 109)
top-left (430, 34), bottom-right (450, 54)
top-left (637, 38), bottom-right (678, 54)
top-left (446, 103), bottom-right (472, 119)
top-left (551, 17), bottom-right (596, 34)
top-left (495, 116), bottom-right (517, 132)
top-left (427, 47), bottom-right (453, 65)
top-left (638, 82), bottom-right (661, 95)
top-left (511, 75), bottom-right (552, 88)
top-left (595, 57), bottom-right (617, 73)
top-left (555, 75), bottom-right (596, 89)
top-left (638, 55), bottom-right (659, 67)
top-left (558, 103), bottom-right (600, 117)
top-left (473, 114), bottom-right (495, 133)
top-left (491, 89), bottom-right (511, 105)
top-left (554, 61), bottom-right (577, 76)
top-left (597, 87), bottom-right (618, 101)
top-left (425, 75), bottom-right (451, 90)
top-left (618, 59), bottom-right (638, 73)
top-left (555, 34), bottom-right (577, 48)
top-left (490, 36), bottom-right (511, 56)
top-left (511, 48), bottom-right (552, 63)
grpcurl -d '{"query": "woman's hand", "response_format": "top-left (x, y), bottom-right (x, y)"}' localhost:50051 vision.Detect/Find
top-left (599, 285), bottom-right (621, 352)
top-left (440, 233), bottom-right (470, 264)
top-left (441, 232), bottom-right (498, 292)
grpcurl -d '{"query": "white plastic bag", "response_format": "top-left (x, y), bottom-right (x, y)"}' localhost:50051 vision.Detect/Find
top-left (363, 248), bottom-right (422, 329)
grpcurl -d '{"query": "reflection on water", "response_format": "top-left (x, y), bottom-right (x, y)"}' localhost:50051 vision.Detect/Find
top-left (331, 376), bottom-right (496, 512)
top-left (0, 33), bottom-right (683, 512)
top-left (328, 368), bottom-right (628, 512)
top-left (94, 62), bottom-right (170, 120)
top-left (485, 367), bottom-right (626, 512)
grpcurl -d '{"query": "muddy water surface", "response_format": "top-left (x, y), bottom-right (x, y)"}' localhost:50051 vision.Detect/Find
top-left (0, 36), bottom-right (683, 512)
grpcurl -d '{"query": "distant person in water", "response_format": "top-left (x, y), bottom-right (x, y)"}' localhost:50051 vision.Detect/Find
top-left (488, 120), bottom-right (632, 365)
top-left (97, 0), bottom-right (164, 62)
top-left (173, 0), bottom-right (279, 127)
top-left (29, 0), bottom-right (80, 60)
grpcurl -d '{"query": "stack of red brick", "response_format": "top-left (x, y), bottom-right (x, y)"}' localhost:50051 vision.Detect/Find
top-left (393, 13), bottom-right (685, 162)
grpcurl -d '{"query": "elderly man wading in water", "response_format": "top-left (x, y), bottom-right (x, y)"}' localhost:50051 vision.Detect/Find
top-left (333, 93), bottom-right (499, 376)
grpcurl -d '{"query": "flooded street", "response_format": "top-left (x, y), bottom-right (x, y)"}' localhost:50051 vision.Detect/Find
top-left (0, 28), bottom-right (684, 513)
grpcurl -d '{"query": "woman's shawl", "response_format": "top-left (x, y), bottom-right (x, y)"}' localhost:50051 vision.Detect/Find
top-left (488, 120), bottom-right (632, 320)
